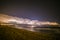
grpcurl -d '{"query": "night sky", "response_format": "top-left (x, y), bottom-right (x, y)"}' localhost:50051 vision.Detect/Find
top-left (1, 0), bottom-right (60, 23)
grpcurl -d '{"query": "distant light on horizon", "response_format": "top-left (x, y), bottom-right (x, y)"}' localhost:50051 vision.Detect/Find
top-left (0, 14), bottom-right (59, 26)
top-left (0, 14), bottom-right (60, 32)
top-left (1, 17), bottom-right (59, 26)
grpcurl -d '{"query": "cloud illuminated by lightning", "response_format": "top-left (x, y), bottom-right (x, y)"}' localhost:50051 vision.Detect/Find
top-left (0, 14), bottom-right (59, 26)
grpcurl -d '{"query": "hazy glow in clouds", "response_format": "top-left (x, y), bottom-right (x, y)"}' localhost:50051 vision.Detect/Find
top-left (7, 18), bottom-right (59, 26)
top-left (0, 14), bottom-right (59, 31)
top-left (0, 14), bottom-right (59, 26)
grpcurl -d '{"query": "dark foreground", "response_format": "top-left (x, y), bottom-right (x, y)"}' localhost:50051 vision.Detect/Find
top-left (0, 25), bottom-right (60, 40)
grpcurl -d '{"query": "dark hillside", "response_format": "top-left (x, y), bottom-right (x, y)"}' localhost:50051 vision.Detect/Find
top-left (0, 25), bottom-right (59, 40)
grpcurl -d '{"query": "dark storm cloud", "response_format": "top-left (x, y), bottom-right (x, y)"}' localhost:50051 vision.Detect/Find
top-left (1, 0), bottom-right (60, 23)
